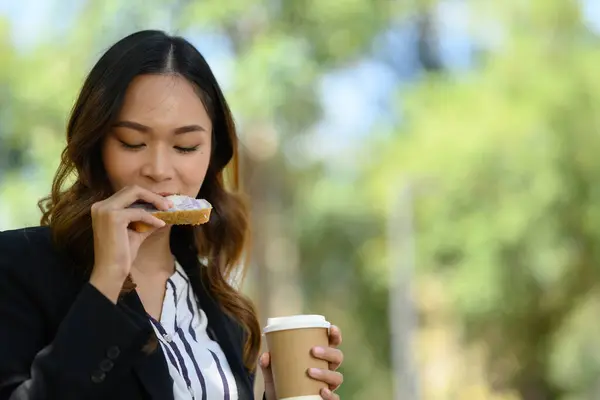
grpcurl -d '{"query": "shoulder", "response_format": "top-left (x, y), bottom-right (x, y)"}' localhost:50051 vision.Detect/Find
top-left (0, 226), bottom-right (62, 271)
top-left (0, 226), bottom-right (83, 298)
top-left (0, 225), bottom-right (54, 255)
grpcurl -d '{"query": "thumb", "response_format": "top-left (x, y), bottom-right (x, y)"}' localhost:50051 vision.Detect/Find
top-left (260, 352), bottom-right (278, 400)
top-left (135, 223), bottom-right (165, 242)
top-left (259, 352), bottom-right (274, 384)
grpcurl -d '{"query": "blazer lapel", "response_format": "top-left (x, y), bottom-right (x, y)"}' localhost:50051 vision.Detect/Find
top-left (118, 289), bottom-right (175, 400)
top-left (171, 229), bottom-right (255, 400)
top-left (187, 271), bottom-right (255, 400)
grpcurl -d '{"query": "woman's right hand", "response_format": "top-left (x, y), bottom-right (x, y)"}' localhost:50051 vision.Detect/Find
top-left (89, 185), bottom-right (172, 303)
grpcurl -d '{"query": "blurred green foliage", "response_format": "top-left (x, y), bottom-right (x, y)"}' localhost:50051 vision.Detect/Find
top-left (368, 1), bottom-right (600, 399)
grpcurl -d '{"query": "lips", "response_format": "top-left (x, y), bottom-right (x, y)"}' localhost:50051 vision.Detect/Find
top-left (157, 192), bottom-right (175, 197)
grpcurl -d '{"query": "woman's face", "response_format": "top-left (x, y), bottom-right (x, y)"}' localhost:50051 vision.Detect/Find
top-left (102, 74), bottom-right (212, 198)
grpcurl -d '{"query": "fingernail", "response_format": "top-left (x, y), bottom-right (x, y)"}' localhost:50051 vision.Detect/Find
top-left (322, 388), bottom-right (332, 396)
top-left (261, 353), bottom-right (269, 367)
top-left (308, 367), bottom-right (320, 376)
top-left (313, 346), bottom-right (325, 356)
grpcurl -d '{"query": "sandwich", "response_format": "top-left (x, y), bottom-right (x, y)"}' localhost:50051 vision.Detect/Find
top-left (129, 194), bottom-right (212, 232)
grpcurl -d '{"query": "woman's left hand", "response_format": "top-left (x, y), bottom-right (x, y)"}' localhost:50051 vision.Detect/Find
top-left (260, 324), bottom-right (344, 400)
top-left (307, 324), bottom-right (344, 398)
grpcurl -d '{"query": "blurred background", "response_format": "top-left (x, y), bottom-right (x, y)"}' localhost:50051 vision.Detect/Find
top-left (3, 0), bottom-right (600, 399)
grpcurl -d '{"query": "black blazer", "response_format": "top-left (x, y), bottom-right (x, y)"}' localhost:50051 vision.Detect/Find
top-left (0, 226), bottom-right (257, 400)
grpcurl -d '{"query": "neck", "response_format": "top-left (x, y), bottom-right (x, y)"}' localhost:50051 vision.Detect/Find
top-left (132, 226), bottom-right (174, 275)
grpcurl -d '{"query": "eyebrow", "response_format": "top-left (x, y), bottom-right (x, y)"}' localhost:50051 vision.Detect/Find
top-left (112, 120), bottom-right (206, 134)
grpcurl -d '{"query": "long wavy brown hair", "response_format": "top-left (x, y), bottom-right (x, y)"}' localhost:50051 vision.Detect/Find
top-left (37, 30), bottom-right (260, 371)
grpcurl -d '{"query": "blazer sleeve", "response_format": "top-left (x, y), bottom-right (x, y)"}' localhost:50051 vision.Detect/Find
top-left (0, 237), bottom-right (153, 399)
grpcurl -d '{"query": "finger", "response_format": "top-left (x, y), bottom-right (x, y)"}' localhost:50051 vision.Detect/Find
top-left (329, 325), bottom-right (342, 347)
top-left (108, 186), bottom-right (172, 210)
top-left (259, 352), bottom-right (271, 369)
top-left (128, 221), bottom-right (157, 234)
top-left (312, 346), bottom-right (343, 370)
top-left (307, 368), bottom-right (343, 391)
top-left (123, 209), bottom-right (166, 229)
top-left (259, 353), bottom-right (274, 385)
top-left (320, 388), bottom-right (339, 400)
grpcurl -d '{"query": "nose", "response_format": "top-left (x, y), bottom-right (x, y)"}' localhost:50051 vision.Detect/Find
top-left (140, 144), bottom-right (173, 182)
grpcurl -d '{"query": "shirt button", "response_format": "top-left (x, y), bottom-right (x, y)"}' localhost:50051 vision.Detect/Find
top-left (91, 370), bottom-right (106, 383)
top-left (99, 359), bottom-right (114, 372)
top-left (164, 334), bottom-right (172, 343)
top-left (106, 346), bottom-right (120, 359)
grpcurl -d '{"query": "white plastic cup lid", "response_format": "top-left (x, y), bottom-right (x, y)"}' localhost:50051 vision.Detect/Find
top-left (263, 314), bottom-right (330, 334)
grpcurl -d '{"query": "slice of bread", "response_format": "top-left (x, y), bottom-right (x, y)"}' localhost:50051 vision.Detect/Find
top-left (129, 195), bottom-right (212, 233)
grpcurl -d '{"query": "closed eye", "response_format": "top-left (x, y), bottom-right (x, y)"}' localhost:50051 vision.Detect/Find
top-left (175, 145), bottom-right (200, 154)
top-left (119, 140), bottom-right (145, 150)
top-left (118, 139), bottom-right (199, 154)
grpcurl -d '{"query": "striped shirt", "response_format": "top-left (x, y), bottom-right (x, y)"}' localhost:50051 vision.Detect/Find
top-left (149, 261), bottom-right (238, 400)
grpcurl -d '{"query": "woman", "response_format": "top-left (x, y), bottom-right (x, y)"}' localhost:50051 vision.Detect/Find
top-left (0, 30), bottom-right (344, 400)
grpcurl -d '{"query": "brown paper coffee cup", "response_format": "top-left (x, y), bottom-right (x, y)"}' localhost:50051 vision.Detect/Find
top-left (263, 315), bottom-right (331, 400)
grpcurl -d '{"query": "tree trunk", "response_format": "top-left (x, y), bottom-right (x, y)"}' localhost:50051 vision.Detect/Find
top-left (239, 136), bottom-right (305, 399)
